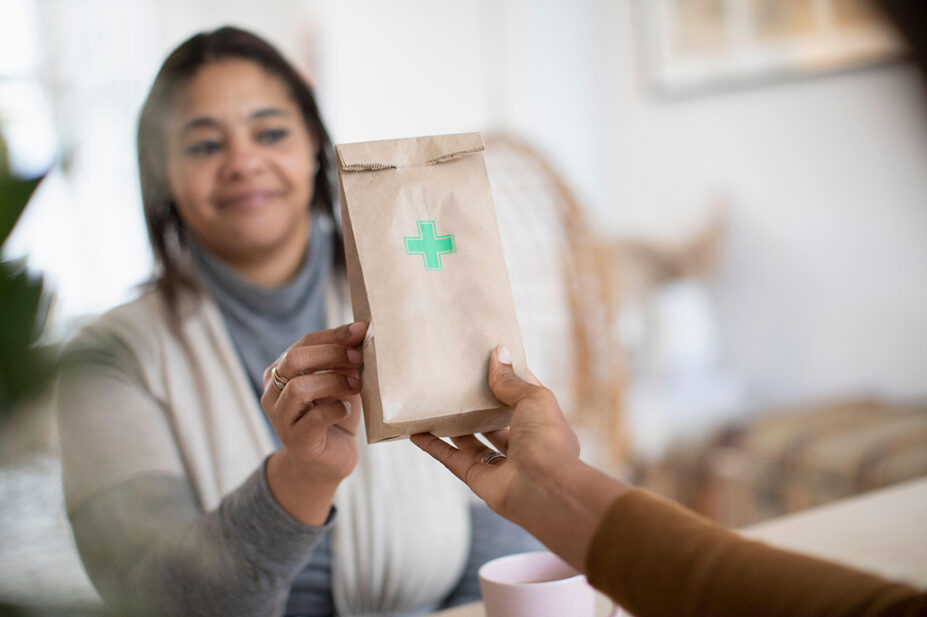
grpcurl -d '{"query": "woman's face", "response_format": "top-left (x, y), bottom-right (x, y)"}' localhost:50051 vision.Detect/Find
top-left (165, 59), bottom-right (317, 268)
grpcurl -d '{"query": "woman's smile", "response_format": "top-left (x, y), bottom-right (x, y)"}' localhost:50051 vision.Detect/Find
top-left (216, 188), bottom-right (285, 212)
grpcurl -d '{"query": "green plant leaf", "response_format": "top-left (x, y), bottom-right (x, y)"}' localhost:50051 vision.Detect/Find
top-left (0, 263), bottom-right (53, 410)
top-left (0, 174), bottom-right (44, 247)
top-left (0, 602), bottom-right (29, 617)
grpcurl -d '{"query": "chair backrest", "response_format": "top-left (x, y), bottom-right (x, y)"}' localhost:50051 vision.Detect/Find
top-left (484, 133), bottom-right (628, 470)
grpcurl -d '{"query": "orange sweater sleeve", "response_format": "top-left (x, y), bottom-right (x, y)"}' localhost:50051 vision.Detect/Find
top-left (584, 489), bottom-right (927, 617)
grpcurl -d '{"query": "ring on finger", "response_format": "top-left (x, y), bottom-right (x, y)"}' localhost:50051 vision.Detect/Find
top-left (481, 451), bottom-right (506, 465)
top-left (271, 366), bottom-right (289, 392)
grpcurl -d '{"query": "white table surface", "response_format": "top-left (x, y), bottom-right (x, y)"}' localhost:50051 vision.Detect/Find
top-left (430, 477), bottom-right (927, 617)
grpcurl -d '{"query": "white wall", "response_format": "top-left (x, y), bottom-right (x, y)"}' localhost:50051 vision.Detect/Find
top-left (8, 0), bottom-right (927, 410)
top-left (308, 0), bottom-right (491, 143)
top-left (484, 1), bottom-right (927, 407)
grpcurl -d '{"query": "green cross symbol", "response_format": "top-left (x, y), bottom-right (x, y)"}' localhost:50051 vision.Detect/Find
top-left (404, 220), bottom-right (456, 271)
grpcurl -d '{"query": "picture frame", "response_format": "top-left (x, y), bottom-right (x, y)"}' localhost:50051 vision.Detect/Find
top-left (635, 0), bottom-right (907, 96)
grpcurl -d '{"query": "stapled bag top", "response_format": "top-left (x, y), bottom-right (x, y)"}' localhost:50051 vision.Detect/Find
top-left (337, 132), bottom-right (485, 172)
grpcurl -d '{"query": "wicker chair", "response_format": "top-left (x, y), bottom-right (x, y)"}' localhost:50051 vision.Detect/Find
top-left (484, 132), bottom-right (628, 471)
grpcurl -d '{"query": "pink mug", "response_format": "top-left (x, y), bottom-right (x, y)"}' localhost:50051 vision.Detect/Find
top-left (479, 551), bottom-right (622, 617)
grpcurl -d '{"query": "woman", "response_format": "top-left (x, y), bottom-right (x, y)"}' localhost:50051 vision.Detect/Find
top-left (412, 346), bottom-right (927, 617)
top-left (56, 27), bottom-right (539, 617)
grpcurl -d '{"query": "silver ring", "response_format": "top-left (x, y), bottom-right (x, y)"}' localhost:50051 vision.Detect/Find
top-left (271, 366), bottom-right (289, 392)
top-left (481, 451), bottom-right (506, 465)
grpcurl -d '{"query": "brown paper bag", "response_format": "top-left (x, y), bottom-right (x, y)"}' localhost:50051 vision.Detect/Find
top-left (336, 132), bottom-right (528, 443)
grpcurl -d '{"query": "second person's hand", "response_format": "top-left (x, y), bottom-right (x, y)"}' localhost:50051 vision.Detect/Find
top-left (411, 344), bottom-right (627, 569)
top-left (410, 344), bottom-right (581, 524)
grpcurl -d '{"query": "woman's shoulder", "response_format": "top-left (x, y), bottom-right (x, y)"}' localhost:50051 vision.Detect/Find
top-left (62, 286), bottom-right (206, 369)
top-left (73, 287), bottom-right (165, 338)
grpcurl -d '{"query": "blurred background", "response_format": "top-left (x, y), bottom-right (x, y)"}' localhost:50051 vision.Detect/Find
top-left (2, 0), bottom-right (927, 611)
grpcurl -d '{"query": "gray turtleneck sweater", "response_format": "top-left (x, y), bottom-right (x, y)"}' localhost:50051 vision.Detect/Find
top-left (190, 212), bottom-right (334, 411)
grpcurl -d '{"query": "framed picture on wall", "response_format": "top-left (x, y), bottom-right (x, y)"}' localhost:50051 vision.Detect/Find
top-left (634, 0), bottom-right (908, 96)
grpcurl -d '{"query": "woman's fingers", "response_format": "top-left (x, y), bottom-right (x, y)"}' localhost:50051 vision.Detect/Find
top-left (263, 322), bottom-right (367, 411)
top-left (276, 344), bottom-right (362, 380)
top-left (274, 321), bottom-right (367, 383)
top-left (450, 434), bottom-right (508, 464)
top-left (273, 372), bottom-right (360, 428)
top-left (483, 428), bottom-right (510, 453)
top-left (411, 433), bottom-right (480, 485)
top-left (284, 400), bottom-right (355, 461)
top-left (488, 345), bottom-right (537, 408)
top-left (297, 321), bottom-right (367, 349)
top-left (291, 400), bottom-right (353, 435)
top-left (450, 434), bottom-right (491, 458)
top-left (488, 346), bottom-right (565, 430)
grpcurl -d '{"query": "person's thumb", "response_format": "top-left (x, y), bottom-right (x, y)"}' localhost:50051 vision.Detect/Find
top-left (489, 345), bottom-right (534, 408)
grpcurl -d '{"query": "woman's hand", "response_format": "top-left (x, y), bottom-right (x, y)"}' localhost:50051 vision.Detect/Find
top-left (411, 344), bottom-right (627, 568)
top-left (261, 321), bottom-right (367, 524)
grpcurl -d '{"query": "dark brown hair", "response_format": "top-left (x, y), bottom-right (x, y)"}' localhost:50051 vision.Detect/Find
top-left (137, 26), bottom-right (342, 304)
top-left (877, 0), bottom-right (927, 85)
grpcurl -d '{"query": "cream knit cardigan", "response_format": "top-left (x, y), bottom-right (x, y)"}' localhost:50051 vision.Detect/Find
top-left (58, 283), bottom-right (471, 616)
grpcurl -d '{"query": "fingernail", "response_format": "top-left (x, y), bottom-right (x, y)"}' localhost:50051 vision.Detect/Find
top-left (341, 400), bottom-right (352, 415)
top-left (349, 321), bottom-right (366, 334)
top-left (497, 344), bottom-right (512, 366)
top-left (346, 376), bottom-right (361, 390)
top-left (347, 348), bottom-right (363, 364)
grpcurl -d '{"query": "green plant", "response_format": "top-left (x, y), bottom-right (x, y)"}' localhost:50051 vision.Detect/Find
top-left (0, 134), bottom-right (50, 417)
top-left (0, 602), bottom-right (29, 617)
top-left (0, 134), bottom-right (118, 617)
